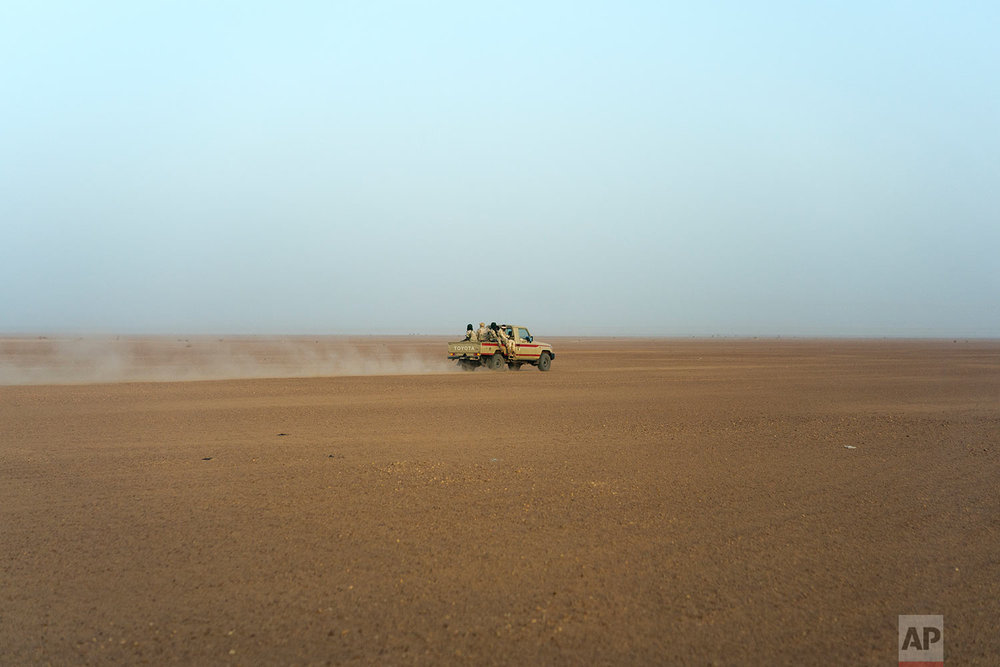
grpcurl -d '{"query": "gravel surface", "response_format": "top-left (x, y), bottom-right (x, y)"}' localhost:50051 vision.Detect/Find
top-left (2, 337), bottom-right (998, 664)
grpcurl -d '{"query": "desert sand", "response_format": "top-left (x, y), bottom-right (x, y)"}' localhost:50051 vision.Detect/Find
top-left (1, 336), bottom-right (998, 664)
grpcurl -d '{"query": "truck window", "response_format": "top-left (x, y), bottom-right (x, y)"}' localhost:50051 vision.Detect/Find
top-left (518, 328), bottom-right (530, 341)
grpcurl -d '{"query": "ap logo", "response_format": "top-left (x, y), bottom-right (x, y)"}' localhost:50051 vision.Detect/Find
top-left (899, 615), bottom-right (943, 666)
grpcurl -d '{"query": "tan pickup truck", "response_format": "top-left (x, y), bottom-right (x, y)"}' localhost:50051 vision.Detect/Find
top-left (448, 325), bottom-right (555, 372)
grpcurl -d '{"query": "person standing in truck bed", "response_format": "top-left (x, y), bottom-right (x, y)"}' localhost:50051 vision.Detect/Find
top-left (495, 324), bottom-right (512, 356)
top-left (503, 326), bottom-right (516, 357)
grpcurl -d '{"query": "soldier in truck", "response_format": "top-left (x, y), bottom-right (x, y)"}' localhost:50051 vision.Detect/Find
top-left (503, 326), bottom-right (516, 357)
top-left (495, 325), bottom-right (513, 356)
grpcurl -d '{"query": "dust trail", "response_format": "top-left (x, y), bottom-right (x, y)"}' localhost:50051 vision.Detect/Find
top-left (0, 337), bottom-right (458, 385)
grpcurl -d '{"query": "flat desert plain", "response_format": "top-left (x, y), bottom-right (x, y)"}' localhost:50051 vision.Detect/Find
top-left (2, 337), bottom-right (998, 665)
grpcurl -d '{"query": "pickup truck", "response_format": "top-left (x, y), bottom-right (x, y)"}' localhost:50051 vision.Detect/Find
top-left (447, 325), bottom-right (555, 371)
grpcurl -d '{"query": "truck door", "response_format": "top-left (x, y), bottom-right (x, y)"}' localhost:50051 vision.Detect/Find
top-left (515, 327), bottom-right (540, 361)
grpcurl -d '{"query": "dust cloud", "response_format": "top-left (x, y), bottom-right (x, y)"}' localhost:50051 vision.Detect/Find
top-left (0, 336), bottom-right (457, 385)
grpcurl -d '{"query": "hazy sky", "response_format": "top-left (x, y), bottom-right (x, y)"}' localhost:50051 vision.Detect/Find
top-left (2, 2), bottom-right (997, 336)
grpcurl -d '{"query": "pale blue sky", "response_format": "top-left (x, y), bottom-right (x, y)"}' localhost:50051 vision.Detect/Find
top-left (2, 1), bottom-right (997, 336)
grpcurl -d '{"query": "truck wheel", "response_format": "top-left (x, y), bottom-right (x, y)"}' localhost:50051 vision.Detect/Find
top-left (509, 362), bottom-right (522, 371)
top-left (488, 354), bottom-right (505, 370)
top-left (459, 360), bottom-right (477, 371)
top-left (537, 352), bottom-right (552, 371)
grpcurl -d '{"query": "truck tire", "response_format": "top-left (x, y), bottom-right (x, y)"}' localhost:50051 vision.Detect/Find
top-left (537, 352), bottom-right (552, 371)
top-left (459, 360), bottom-right (477, 371)
top-left (509, 362), bottom-right (522, 371)
top-left (488, 353), bottom-right (505, 370)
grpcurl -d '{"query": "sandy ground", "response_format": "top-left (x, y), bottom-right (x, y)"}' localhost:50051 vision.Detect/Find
top-left (1, 337), bottom-right (998, 665)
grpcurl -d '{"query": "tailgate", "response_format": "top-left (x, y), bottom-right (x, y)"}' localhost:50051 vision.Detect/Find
top-left (448, 341), bottom-right (482, 355)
